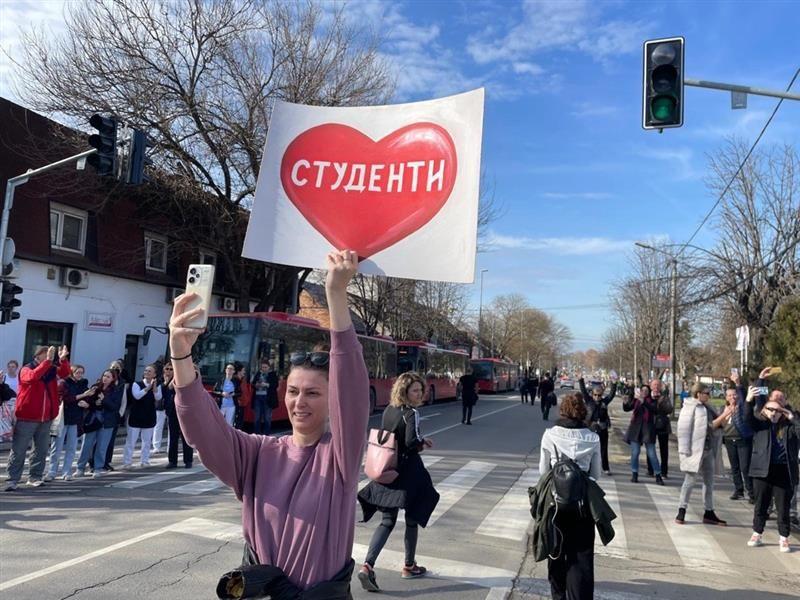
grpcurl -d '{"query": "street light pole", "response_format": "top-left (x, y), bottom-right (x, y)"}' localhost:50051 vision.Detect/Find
top-left (668, 258), bottom-right (678, 404)
top-left (478, 269), bottom-right (488, 359)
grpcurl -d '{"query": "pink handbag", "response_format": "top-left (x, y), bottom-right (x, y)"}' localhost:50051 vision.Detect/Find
top-left (364, 427), bottom-right (400, 484)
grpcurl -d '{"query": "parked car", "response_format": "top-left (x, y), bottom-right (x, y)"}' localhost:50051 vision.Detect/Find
top-left (559, 378), bottom-right (574, 389)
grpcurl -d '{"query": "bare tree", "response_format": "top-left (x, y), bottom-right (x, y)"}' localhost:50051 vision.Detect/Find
top-left (13, 0), bottom-right (394, 309)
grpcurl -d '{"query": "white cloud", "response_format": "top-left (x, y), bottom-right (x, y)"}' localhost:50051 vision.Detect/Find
top-left (570, 102), bottom-right (619, 118)
top-left (486, 231), bottom-right (636, 255)
top-left (512, 61), bottom-right (545, 76)
top-left (636, 145), bottom-right (702, 180)
top-left (466, 0), bottom-right (647, 67)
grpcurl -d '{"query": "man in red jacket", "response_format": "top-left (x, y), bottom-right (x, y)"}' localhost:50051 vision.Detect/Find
top-left (4, 345), bottom-right (70, 491)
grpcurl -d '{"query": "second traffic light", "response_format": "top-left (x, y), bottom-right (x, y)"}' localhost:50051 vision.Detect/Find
top-left (87, 113), bottom-right (118, 176)
top-left (642, 37), bottom-right (684, 130)
top-left (0, 281), bottom-right (22, 325)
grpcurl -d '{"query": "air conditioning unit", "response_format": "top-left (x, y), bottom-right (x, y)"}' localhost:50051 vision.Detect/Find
top-left (219, 297), bottom-right (238, 312)
top-left (60, 267), bottom-right (89, 289)
top-left (166, 287), bottom-right (184, 304)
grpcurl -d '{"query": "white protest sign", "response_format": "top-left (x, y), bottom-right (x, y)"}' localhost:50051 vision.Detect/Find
top-left (243, 89), bottom-right (484, 283)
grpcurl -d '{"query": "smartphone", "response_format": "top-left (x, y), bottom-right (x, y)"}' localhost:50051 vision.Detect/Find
top-left (184, 264), bottom-right (215, 329)
top-left (770, 367), bottom-right (782, 375)
top-left (730, 368), bottom-right (739, 377)
top-left (756, 386), bottom-right (769, 396)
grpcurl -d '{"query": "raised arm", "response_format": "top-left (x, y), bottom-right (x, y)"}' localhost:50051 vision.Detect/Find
top-left (325, 250), bottom-right (370, 482)
top-left (604, 382), bottom-right (618, 405)
top-left (168, 292), bottom-right (262, 498)
top-left (578, 377), bottom-right (590, 402)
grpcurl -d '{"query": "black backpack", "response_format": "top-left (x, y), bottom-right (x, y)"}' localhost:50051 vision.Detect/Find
top-left (551, 448), bottom-right (587, 508)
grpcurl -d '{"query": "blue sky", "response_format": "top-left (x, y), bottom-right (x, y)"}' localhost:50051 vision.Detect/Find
top-left (2, 0), bottom-right (799, 349)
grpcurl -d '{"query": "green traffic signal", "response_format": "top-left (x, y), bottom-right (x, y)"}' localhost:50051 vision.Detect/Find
top-left (651, 95), bottom-right (677, 121)
top-left (642, 37), bottom-right (684, 129)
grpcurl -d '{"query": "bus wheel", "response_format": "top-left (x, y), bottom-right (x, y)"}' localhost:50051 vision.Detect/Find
top-left (369, 388), bottom-right (377, 415)
top-left (428, 386), bottom-right (436, 405)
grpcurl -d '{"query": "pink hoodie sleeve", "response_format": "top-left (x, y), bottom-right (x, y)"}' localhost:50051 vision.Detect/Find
top-left (174, 376), bottom-right (264, 500)
top-left (327, 326), bottom-right (370, 483)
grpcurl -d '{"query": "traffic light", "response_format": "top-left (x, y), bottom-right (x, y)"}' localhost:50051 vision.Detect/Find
top-left (125, 129), bottom-right (152, 185)
top-left (642, 37), bottom-right (684, 130)
top-left (0, 281), bottom-right (22, 325)
top-left (87, 113), bottom-right (118, 176)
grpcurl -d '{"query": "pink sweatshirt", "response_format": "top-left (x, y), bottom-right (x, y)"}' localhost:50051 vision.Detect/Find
top-left (175, 326), bottom-right (369, 589)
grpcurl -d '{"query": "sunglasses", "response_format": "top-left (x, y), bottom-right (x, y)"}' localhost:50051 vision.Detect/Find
top-left (289, 351), bottom-right (330, 367)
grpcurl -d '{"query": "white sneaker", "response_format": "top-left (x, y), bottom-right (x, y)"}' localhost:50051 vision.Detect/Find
top-left (140, 462), bottom-right (151, 468)
top-left (74, 469), bottom-right (86, 478)
top-left (62, 474), bottom-right (73, 481)
top-left (151, 449), bottom-right (161, 455)
top-left (120, 464), bottom-right (133, 471)
top-left (4, 481), bottom-right (18, 492)
top-left (779, 536), bottom-right (791, 553)
top-left (43, 474), bottom-right (55, 482)
top-left (92, 471), bottom-right (102, 479)
top-left (747, 532), bottom-right (763, 547)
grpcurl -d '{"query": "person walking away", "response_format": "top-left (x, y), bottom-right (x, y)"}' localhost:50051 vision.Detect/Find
top-left (744, 367), bottom-right (799, 553)
top-left (539, 373), bottom-right (555, 420)
top-left (213, 364), bottom-right (240, 426)
top-left (623, 385), bottom-right (664, 484)
top-left (520, 374), bottom-right (530, 403)
top-left (722, 371), bottom-right (754, 503)
top-left (538, 393), bottom-right (602, 600)
top-left (357, 372), bottom-right (440, 591)
top-left (674, 382), bottom-right (728, 525)
top-left (123, 364), bottom-right (160, 468)
top-left (75, 369), bottom-right (122, 478)
top-left (647, 379), bottom-right (673, 478)
top-left (2, 360), bottom-right (20, 395)
top-left (529, 374), bottom-right (539, 408)
top-left (459, 368), bottom-right (478, 425)
top-left (170, 250), bottom-right (369, 598)
top-left (151, 371), bottom-right (168, 454)
top-left (4, 346), bottom-right (70, 491)
top-left (162, 363), bottom-right (193, 469)
top-left (579, 374), bottom-right (618, 476)
top-left (46, 365), bottom-right (89, 481)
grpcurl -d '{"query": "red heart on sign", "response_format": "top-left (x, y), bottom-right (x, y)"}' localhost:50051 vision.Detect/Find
top-left (280, 122), bottom-right (457, 258)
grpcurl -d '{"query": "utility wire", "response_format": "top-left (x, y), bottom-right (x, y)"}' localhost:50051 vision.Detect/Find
top-left (676, 67), bottom-right (800, 258)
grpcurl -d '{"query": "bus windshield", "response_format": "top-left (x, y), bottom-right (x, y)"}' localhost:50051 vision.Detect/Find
top-left (471, 361), bottom-right (493, 379)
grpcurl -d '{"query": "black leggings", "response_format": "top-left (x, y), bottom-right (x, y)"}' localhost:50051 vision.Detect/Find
top-left (462, 403), bottom-right (473, 423)
top-left (753, 463), bottom-right (793, 537)
top-left (365, 508), bottom-right (419, 568)
top-left (647, 431), bottom-right (670, 476)
top-left (597, 429), bottom-right (609, 472)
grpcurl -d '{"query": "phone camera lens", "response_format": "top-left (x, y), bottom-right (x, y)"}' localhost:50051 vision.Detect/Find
top-left (190, 268), bottom-right (198, 275)
top-left (188, 276), bottom-right (196, 284)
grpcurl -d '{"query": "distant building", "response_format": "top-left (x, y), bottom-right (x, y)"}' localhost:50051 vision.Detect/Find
top-left (0, 98), bottom-right (242, 379)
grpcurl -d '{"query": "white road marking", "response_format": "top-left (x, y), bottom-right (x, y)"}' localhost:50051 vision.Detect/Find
top-left (166, 477), bottom-right (226, 495)
top-left (645, 483), bottom-right (734, 573)
top-left (476, 468), bottom-right (539, 541)
top-left (427, 460), bottom-right (496, 526)
top-left (107, 466), bottom-right (205, 489)
top-left (425, 402), bottom-right (520, 437)
top-left (595, 477), bottom-right (630, 559)
top-left (420, 412), bottom-right (442, 421)
top-left (484, 587), bottom-right (511, 600)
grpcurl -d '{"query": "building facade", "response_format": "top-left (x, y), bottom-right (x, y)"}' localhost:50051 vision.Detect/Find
top-left (0, 98), bottom-right (239, 380)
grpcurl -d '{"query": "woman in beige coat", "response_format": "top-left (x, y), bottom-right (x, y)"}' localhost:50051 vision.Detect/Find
top-left (675, 382), bottom-right (729, 525)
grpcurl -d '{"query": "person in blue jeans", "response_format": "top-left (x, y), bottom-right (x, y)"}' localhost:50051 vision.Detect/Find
top-left (46, 365), bottom-right (90, 481)
top-left (75, 370), bottom-right (122, 479)
top-left (623, 384), bottom-right (664, 485)
top-left (251, 360), bottom-right (278, 434)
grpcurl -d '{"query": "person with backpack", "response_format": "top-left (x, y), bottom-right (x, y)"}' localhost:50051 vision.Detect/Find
top-left (579, 374), bottom-right (618, 476)
top-left (623, 384), bottom-right (664, 484)
top-left (538, 392), bottom-right (602, 600)
top-left (357, 372), bottom-right (440, 592)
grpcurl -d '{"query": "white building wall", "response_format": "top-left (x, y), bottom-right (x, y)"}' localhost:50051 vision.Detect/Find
top-left (0, 259), bottom-right (226, 381)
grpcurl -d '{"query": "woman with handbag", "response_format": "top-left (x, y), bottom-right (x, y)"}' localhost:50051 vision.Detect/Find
top-left (169, 250), bottom-right (370, 599)
top-left (75, 369), bottom-right (121, 478)
top-left (46, 365), bottom-right (90, 481)
top-left (623, 384), bottom-right (664, 485)
top-left (357, 372), bottom-right (440, 592)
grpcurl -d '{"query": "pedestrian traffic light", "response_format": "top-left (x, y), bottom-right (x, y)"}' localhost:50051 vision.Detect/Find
top-left (125, 129), bottom-right (152, 185)
top-left (642, 37), bottom-right (684, 130)
top-left (0, 280), bottom-right (22, 325)
top-left (87, 113), bottom-right (118, 176)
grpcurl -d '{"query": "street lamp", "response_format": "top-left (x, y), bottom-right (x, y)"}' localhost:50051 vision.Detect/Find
top-left (478, 269), bottom-right (488, 358)
top-left (635, 242), bottom-right (678, 404)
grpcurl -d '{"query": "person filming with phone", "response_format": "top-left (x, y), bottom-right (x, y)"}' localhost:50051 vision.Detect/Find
top-left (168, 250), bottom-right (369, 599)
top-left (744, 367), bottom-right (798, 553)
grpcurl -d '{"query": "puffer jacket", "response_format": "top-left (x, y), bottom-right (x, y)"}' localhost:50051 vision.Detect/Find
top-left (15, 359), bottom-right (71, 422)
top-left (677, 397), bottom-right (721, 473)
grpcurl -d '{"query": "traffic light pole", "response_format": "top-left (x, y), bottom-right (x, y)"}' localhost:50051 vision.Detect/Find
top-left (684, 78), bottom-right (800, 102)
top-left (0, 149), bottom-right (97, 280)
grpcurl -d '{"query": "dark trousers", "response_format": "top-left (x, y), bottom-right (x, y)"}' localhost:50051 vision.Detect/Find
top-left (167, 411), bottom-right (193, 466)
top-left (542, 399), bottom-right (552, 420)
top-left (365, 508), bottom-right (419, 568)
top-left (462, 402), bottom-right (473, 423)
top-left (547, 511), bottom-right (595, 600)
top-left (753, 463), bottom-right (793, 537)
top-left (647, 431), bottom-right (670, 476)
top-left (521, 388), bottom-right (529, 403)
top-left (724, 437), bottom-right (753, 496)
top-left (597, 428), bottom-right (610, 472)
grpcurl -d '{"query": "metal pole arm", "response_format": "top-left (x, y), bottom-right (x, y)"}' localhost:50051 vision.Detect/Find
top-left (685, 78), bottom-right (800, 102)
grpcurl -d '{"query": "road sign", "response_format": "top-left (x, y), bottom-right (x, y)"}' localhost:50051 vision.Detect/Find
top-left (652, 354), bottom-right (671, 368)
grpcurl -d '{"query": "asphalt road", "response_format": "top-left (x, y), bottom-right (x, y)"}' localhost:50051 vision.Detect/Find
top-left (1, 389), bottom-right (798, 600)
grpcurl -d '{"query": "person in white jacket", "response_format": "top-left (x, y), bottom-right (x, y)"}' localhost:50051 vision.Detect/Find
top-left (675, 382), bottom-right (729, 526)
top-left (539, 392), bottom-right (601, 600)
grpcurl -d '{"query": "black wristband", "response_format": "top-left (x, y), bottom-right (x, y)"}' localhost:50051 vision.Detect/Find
top-left (171, 353), bottom-right (193, 361)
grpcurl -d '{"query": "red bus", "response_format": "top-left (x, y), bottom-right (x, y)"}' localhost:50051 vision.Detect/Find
top-left (195, 312), bottom-right (398, 423)
top-left (470, 358), bottom-right (520, 393)
top-left (397, 342), bottom-right (471, 404)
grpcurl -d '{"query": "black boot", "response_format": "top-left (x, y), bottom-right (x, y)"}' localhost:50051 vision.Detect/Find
top-left (675, 507), bottom-right (686, 524)
top-left (656, 474), bottom-right (664, 485)
top-left (703, 510), bottom-right (727, 526)
top-left (631, 472), bottom-right (638, 483)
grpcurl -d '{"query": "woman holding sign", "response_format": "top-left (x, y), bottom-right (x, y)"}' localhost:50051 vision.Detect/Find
top-left (168, 250), bottom-right (369, 599)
